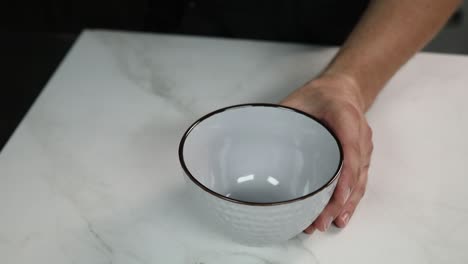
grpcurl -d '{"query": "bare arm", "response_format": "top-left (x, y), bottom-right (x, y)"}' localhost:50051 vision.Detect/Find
top-left (324, 0), bottom-right (462, 110)
top-left (282, 0), bottom-right (461, 233)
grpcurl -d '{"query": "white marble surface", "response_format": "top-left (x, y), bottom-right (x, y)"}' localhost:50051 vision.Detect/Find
top-left (1, 30), bottom-right (467, 263)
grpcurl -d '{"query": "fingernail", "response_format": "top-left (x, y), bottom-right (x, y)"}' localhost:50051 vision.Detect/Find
top-left (343, 187), bottom-right (351, 203)
top-left (340, 212), bottom-right (350, 226)
top-left (323, 217), bottom-right (333, 231)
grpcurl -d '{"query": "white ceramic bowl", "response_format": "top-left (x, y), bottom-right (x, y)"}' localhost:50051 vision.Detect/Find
top-left (179, 104), bottom-right (343, 245)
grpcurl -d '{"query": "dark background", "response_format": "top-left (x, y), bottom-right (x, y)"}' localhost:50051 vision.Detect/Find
top-left (0, 1), bottom-right (466, 151)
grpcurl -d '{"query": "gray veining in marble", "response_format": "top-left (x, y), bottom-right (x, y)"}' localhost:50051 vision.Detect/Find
top-left (0, 30), bottom-right (467, 263)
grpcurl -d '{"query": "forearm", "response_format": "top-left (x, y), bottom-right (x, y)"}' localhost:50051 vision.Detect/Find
top-left (320, 0), bottom-right (461, 111)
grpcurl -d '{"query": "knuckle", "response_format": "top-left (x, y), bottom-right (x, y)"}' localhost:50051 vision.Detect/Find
top-left (354, 166), bottom-right (361, 183)
top-left (369, 141), bottom-right (374, 154)
top-left (346, 200), bottom-right (358, 211)
top-left (351, 142), bottom-right (361, 155)
top-left (362, 163), bottom-right (371, 171)
top-left (344, 142), bottom-right (361, 158)
top-left (357, 185), bottom-right (367, 198)
top-left (333, 192), bottom-right (347, 207)
top-left (341, 165), bottom-right (358, 187)
top-left (328, 194), bottom-right (346, 213)
top-left (331, 199), bottom-right (345, 210)
top-left (341, 101), bottom-right (362, 121)
top-left (365, 125), bottom-right (373, 140)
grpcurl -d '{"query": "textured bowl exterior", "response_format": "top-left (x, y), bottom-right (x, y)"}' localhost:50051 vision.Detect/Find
top-left (185, 172), bottom-right (339, 246)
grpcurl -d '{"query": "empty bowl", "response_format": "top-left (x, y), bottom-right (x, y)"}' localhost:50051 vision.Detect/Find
top-left (179, 104), bottom-right (343, 245)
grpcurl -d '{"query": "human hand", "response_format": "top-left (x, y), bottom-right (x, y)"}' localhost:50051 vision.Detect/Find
top-left (280, 74), bottom-right (373, 233)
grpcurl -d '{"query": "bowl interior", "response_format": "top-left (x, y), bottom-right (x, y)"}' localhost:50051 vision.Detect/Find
top-left (181, 105), bottom-right (342, 204)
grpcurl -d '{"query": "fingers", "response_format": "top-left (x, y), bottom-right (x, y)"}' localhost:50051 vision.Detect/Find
top-left (308, 121), bottom-right (372, 233)
top-left (362, 125), bottom-right (374, 165)
top-left (328, 105), bottom-right (364, 195)
top-left (334, 166), bottom-right (369, 228)
top-left (309, 114), bottom-right (362, 231)
top-left (301, 102), bottom-right (373, 235)
top-left (313, 161), bottom-right (360, 232)
top-left (333, 124), bottom-right (372, 228)
top-left (312, 164), bottom-right (369, 232)
top-left (337, 142), bottom-right (361, 199)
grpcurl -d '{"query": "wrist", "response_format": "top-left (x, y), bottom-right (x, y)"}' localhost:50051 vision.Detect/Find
top-left (308, 72), bottom-right (367, 112)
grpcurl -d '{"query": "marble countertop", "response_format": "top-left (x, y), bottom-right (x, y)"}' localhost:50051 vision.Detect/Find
top-left (1, 30), bottom-right (467, 263)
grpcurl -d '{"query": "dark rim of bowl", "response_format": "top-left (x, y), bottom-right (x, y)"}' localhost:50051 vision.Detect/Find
top-left (178, 103), bottom-right (344, 206)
